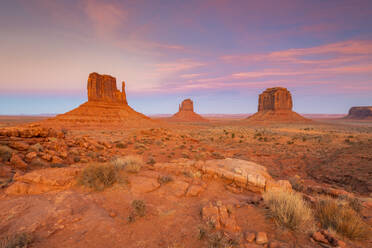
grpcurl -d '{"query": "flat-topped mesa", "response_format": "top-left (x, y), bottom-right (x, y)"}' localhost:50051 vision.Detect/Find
top-left (179, 99), bottom-right (194, 112)
top-left (87, 72), bottom-right (127, 104)
top-left (258, 87), bottom-right (293, 111)
top-left (247, 87), bottom-right (309, 123)
top-left (345, 106), bottom-right (372, 119)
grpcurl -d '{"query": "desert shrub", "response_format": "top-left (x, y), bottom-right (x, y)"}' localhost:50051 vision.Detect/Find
top-left (111, 155), bottom-right (143, 173)
top-left (0, 232), bottom-right (33, 248)
top-left (77, 163), bottom-right (117, 191)
top-left (29, 143), bottom-right (43, 152)
top-left (316, 197), bottom-right (370, 240)
top-left (207, 231), bottom-right (239, 248)
top-left (132, 200), bottom-right (146, 217)
top-left (158, 175), bottom-right (173, 184)
top-left (0, 145), bottom-right (13, 162)
top-left (147, 157), bottom-right (156, 165)
top-left (288, 175), bottom-right (305, 192)
top-left (115, 142), bottom-right (127, 148)
top-left (264, 189), bottom-right (314, 230)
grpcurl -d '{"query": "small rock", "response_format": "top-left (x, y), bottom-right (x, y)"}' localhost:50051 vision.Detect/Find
top-left (312, 232), bottom-right (328, 244)
top-left (109, 212), bottom-right (117, 218)
top-left (25, 152), bottom-right (37, 161)
top-left (245, 232), bottom-right (256, 243)
top-left (10, 153), bottom-right (27, 168)
top-left (256, 232), bottom-right (268, 245)
top-left (9, 141), bottom-right (29, 151)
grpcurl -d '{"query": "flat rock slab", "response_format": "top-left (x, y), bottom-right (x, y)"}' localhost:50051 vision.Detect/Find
top-left (130, 177), bottom-right (160, 194)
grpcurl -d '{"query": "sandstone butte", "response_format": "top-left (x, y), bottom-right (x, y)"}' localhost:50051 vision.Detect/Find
top-left (247, 87), bottom-right (310, 123)
top-left (345, 106), bottom-right (372, 120)
top-left (45, 72), bottom-right (153, 127)
top-left (169, 99), bottom-right (208, 122)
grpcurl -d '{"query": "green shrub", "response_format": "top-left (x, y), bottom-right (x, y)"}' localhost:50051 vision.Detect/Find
top-left (77, 163), bottom-right (117, 191)
top-left (264, 189), bottom-right (314, 230)
top-left (316, 198), bottom-right (370, 240)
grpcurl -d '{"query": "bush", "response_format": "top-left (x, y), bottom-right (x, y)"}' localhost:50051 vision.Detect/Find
top-left (0, 145), bottom-right (13, 162)
top-left (316, 197), bottom-right (370, 240)
top-left (264, 189), bottom-right (314, 230)
top-left (158, 175), bottom-right (173, 184)
top-left (132, 199), bottom-right (146, 217)
top-left (112, 155), bottom-right (142, 173)
top-left (77, 163), bottom-right (117, 191)
top-left (0, 232), bottom-right (33, 248)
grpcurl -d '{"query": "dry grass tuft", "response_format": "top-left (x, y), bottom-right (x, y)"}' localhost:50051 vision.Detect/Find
top-left (316, 197), bottom-right (371, 240)
top-left (0, 232), bottom-right (33, 248)
top-left (77, 163), bottom-right (117, 191)
top-left (264, 189), bottom-right (314, 231)
top-left (112, 155), bottom-right (143, 173)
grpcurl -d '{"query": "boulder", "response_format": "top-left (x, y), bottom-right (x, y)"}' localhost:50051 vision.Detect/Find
top-left (5, 167), bottom-right (80, 195)
top-left (201, 202), bottom-right (240, 231)
top-left (255, 232), bottom-right (268, 245)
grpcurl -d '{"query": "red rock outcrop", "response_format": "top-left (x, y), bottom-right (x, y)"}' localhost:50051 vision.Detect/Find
top-left (87, 72), bottom-right (127, 104)
top-left (345, 106), bottom-right (372, 119)
top-left (170, 99), bottom-right (208, 122)
top-left (46, 72), bottom-right (152, 127)
top-left (247, 87), bottom-right (309, 123)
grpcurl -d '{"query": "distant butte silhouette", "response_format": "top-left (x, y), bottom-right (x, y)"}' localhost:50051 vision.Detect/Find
top-left (170, 99), bottom-right (208, 122)
top-left (247, 87), bottom-right (309, 123)
top-left (345, 106), bottom-right (372, 119)
top-left (46, 72), bottom-right (152, 127)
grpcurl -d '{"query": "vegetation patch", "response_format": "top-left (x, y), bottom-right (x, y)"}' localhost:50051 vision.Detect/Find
top-left (77, 163), bottom-right (118, 191)
top-left (316, 197), bottom-right (370, 240)
top-left (264, 189), bottom-right (314, 231)
top-left (0, 232), bottom-right (33, 248)
top-left (112, 155), bottom-right (143, 173)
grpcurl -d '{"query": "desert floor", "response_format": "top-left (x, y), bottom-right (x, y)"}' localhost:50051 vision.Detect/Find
top-left (0, 116), bottom-right (371, 248)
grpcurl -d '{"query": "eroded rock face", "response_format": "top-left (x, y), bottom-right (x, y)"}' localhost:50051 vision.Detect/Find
top-left (346, 106), bottom-right (372, 119)
top-left (179, 99), bottom-right (194, 112)
top-left (258, 87), bottom-right (293, 111)
top-left (87, 72), bottom-right (127, 104)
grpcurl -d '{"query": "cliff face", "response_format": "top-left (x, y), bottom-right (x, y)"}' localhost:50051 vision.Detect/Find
top-left (87, 72), bottom-right (127, 104)
top-left (258, 87), bottom-right (293, 111)
top-left (247, 87), bottom-right (309, 123)
top-left (346, 106), bottom-right (372, 119)
top-left (179, 99), bottom-right (194, 112)
top-left (46, 72), bottom-right (152, 127)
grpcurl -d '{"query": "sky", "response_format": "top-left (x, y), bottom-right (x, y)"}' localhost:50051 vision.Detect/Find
top-left (0, 0), bottom-right (372, 115)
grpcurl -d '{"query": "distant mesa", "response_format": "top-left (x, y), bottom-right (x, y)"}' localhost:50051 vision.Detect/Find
top-left (247, 87), bottom-right (309, 123)
top-left (47, 72), bottom-right (152, 127)
top-left (345, 106), bottom-right (372, 119)
top-left (169, 99), bottom-right (208, 122)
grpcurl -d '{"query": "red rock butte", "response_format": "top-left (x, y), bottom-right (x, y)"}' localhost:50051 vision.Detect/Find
top-left (345, 106), bottom-right (372, 120)
top-left (247, 87), bottom-right (309, 123)
top-left (170, 99), bottom-right (208, 122)
top-left (46, 72), bottom-right (152, 127)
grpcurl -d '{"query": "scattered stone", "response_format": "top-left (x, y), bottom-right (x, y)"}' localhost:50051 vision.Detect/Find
top-left (10, 153), bottom-right (27, 168)
top-left (245, 232), bottom-right (256, 243)
top-left (8, 141), bottom-right (30, 151)
top-left (255, 232), bottom-right (268, 245)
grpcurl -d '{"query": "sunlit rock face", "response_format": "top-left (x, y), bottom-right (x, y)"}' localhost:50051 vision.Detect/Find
top-left (178, 99), bottom-right (194, 112)
top-left (258, 87), bottom-right (293, 111)
top-left (87, 72), bottom-right (127, 104)
top-left (346, 106), bottom-right (372, 119)
top-left (247, 87), bottom-right (309, 123)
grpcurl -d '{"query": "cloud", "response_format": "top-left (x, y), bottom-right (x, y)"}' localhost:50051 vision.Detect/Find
top-left (155, 60), bottom-right (206, 73)
top-left (180, 73), bottom-right (204, 79)
top-left (82, 0), bottom-right (127, 38)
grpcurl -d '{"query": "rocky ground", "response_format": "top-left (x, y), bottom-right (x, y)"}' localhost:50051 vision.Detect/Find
top-left (0, 118), bottom-right (371, 247)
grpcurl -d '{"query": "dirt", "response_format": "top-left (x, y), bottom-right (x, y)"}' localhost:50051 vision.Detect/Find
top-left (0, 116), bottom-right (371, 247)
